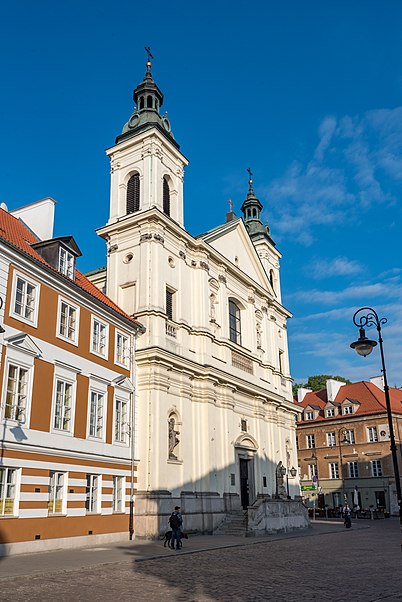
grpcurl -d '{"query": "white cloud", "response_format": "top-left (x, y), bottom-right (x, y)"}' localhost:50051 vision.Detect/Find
top-left (264, 106), bottom-right (402, 244)
top-left (307, 256), bottom-right (364, 279)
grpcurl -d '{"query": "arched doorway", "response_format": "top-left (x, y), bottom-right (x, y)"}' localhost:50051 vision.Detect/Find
top-left (234, 434), bottom-right (258, 509)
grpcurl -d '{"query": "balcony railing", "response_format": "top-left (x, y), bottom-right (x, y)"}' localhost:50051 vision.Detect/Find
top-left (165, 320), bottom-right (177, 338)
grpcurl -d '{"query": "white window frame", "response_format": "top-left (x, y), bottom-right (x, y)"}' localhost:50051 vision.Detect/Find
top-left (85, 474), bottom-right (101, 513)
top-left (115, 331), bottom-right (130, 368)
top-left (344, 429), bottom-right (355, 444)
top-left (368, 426), bottom-right (378, 442)
top-left (10, 271), bottom-right (40, 327)
top-left (58, 247), bottom-right (75, 278)
top-left (88, 389), bottom-right (105, 440)
top-left (326, 432), bottom-right (336, 447)
top-left (329, 462), bottom-right (339, 479)
top-left (306, 434), bottom-right (315, 449)
top-left (348, 462), bottom-right (359, 478)
top-left (0, 467), bottom-right (20, 516)
top-left (343, 405), bottom-right (353, 415)
top-left (114, 397), bottom-right (129, 444)
top-left (52, 378), bottom-right (75, 434)
top-left (371, 460), bottom-right (383, 477)
top-left (90, 315), bottom-right (109, 359)
top-left (308, 464), bottom-right (318, 479)
top-left (48, 471), bottom-right (67, 514)
top-left (326, 407), bottom-right (335, 417)
top-left (305, 411), bottom-right (314, 421)
top-left (112, 476), bottom-right (125, 513)
top-left (57, 297), bottom-right (80, 345)
top-left (3, 363), bottom-right (29, 422)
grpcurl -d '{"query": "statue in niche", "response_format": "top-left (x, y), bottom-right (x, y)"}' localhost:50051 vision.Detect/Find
top-left (209, 293), bottom-right (216, 322)
top-left (256, 323), bottom-right (262, 348)
top-left (276, 461), bottom-right (287, 498)
top-left (168, 417), bottom-right (180, 460)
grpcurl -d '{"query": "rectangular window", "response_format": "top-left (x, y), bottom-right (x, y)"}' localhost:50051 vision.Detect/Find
top-left (13, 275), bottom-right (37, 323)
top-left (229, 300), bottom-right (241, 345)
top-left (166, 288), bottom-right (174, 321)
top-left (58, 300), bottom-right (78, 343)
top-left (329, 462), bottom-right (339, 479)
top-left (348, 462), bottom-right (359, 478)
top-left (240, 419), bottom-right (247, 432)
top-left (5, 364), bottom-right (28, 421)
top-left (53, 380), bottom-right (73, 431)
top-left (305, 411), bottom-right (314, 421)
top-left (89, 391), bottom-right (104, 438)
top-left (368, 426), bottom-right (378, 442)
top-left (0, 468), bottom-right (17, 515)
top-left (326, 407), bottom-right (335, 417)
top-left (371, 460), bottom-right (383, 477)
top-left (58, 247), bottom-right (75, 278)
top-left (306, 434), bottom-right (315, 449)
top-left (343, 406), bottom-right (353, 415)
top-left (112, 476), bottom-right (124, 512)
top-left (326, 432), bottom-right (336, 447)
top-left (91, 318), bottom-right (108, 357)
top-left (116, 332), bottom-right (129, 367)
top-left (85, 474), bottom-right (100, 513)
top-left (308, 464), bottom-right (318, 479)
top-left (48, 472), bottom-right (65, 513)
top-left (344, 429), bottom-right (355, 444)
top-left (114, 398), bottom-right (128, 443)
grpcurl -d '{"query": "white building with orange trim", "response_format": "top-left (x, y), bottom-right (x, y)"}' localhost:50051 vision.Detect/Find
top-left (0, 199), bottom-right (144, 554)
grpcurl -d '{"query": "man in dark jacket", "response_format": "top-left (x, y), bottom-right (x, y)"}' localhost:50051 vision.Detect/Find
top-left (169, 506), bottom-right (183, 550)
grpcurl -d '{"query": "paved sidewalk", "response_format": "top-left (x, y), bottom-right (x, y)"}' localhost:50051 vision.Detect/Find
top-left (0, 519), bottom-right (360, 579)
top-left (1, 520), bottom-right (400, 602)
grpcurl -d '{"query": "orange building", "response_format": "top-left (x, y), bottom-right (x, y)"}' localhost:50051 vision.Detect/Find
top-left (296, 378), bottom-right (402, 516)
top-left (0, 199), bottom-right (144, 554)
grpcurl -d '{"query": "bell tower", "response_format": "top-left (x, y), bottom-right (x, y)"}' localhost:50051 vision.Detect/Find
top-left (106, 50), bottom-right (188, 227)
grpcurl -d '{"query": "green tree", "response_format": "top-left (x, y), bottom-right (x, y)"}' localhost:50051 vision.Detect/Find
top-left (293, 374), bottom-right (351, 398)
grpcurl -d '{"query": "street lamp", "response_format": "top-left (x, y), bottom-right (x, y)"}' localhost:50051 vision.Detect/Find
top-left (350, 307), bottom-right (402, 550)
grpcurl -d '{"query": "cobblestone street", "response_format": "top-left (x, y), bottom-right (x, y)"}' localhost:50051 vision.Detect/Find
top-left (1, 521), bottom-right (402, 602)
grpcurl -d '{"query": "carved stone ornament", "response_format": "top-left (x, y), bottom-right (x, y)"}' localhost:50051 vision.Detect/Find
top-left (218, 274), bottom-right (227, 284)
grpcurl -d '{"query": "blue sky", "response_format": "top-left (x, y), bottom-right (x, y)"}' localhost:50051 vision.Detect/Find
top-left (1, 1), bottom-right (402, 386)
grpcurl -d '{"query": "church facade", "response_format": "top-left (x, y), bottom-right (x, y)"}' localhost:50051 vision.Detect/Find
top-left (89, 57), bottom-right (302, 535)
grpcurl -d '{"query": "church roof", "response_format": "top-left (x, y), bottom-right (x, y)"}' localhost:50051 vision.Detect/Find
top-left (0, 207), bottom-right (144, 331)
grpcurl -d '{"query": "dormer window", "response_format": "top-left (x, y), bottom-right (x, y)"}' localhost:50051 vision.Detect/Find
top-left (59, 247), bottom-right (75, 278)
top-left (343, 406), bottom-right (354, 415)
top-left (305, 411), bottom-right (314, 421)
top-left (326, 407), bottom-right (335, 417)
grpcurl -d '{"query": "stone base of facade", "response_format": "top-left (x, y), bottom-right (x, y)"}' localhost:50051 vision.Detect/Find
top-left (134, 490), bottom-right (309, 538)
top-left (246, 497), bottom-right (310, 535)
top-left (1, 530), bottom-right (129, 557)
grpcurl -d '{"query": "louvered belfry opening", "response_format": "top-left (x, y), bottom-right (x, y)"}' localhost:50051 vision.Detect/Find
top-left (126, 173), bottom-right (140, 214)
top-left (166, 288), bottom-right (173, 320)
top-left (163, 177), bottom-right (170, 216)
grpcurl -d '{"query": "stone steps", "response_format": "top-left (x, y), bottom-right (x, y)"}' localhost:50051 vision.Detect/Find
top-left (214, 512), bottom-right (247, 536)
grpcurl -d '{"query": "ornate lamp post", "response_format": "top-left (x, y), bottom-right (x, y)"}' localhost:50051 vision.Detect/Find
top-left (350, 307), bottom-right (402, 549)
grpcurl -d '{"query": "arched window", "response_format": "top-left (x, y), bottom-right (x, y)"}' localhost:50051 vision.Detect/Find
top-left (252, 208), bottom-right (257, 218)
top-left (147, 95), bottom-right (153, 108)
top-left (139, 97), bottom-right (144, 110)
top-left (229, 299), bottom-right (241, 345)
top-left (163, 177), bottom-right (170, 216)
top-left (126, 173), bottom-right (140, 214)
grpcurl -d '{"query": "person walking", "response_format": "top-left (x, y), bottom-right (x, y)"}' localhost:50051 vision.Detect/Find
top-left (169, 506), bottom-right (183, 550)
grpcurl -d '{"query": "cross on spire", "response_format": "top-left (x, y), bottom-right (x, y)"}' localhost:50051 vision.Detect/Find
top-left (145, 46), bottom-right (154, 71)
top-left (227, 198), bottom-right (233, 212)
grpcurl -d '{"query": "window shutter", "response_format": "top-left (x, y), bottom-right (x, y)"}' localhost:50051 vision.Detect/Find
top-left (166, 289), bottom-right (173, 320)
top-left (127, 174), bottom-right (140, 214)
top-left (163, 178), bottom-right (170, 216)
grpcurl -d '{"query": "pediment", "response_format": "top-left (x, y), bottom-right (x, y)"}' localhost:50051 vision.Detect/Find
top-left (234, 433), bottom-right (259, 451)
top-left (5, 333), bottom-right (42, 357)
top-left (113, 375), bottom-right (132, 391)
top-left (199, 219), bottom-right (275, 295)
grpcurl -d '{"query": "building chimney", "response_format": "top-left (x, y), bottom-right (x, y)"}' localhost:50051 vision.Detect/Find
top-left (326, 379), bottom-right (346, 402)
top-left (297, 387), bottom-right (312, 403)
top-left (370, 375), bottom-right (384, 391)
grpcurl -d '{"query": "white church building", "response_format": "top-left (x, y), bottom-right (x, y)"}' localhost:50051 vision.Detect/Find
top-left (88, 56), bottom-right (305, 536)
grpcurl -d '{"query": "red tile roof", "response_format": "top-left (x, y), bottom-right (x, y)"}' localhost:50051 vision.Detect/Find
top-left (0, 208), bottom-right (143, 330)
top-left (296, 381), bottom-right (402, 424)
